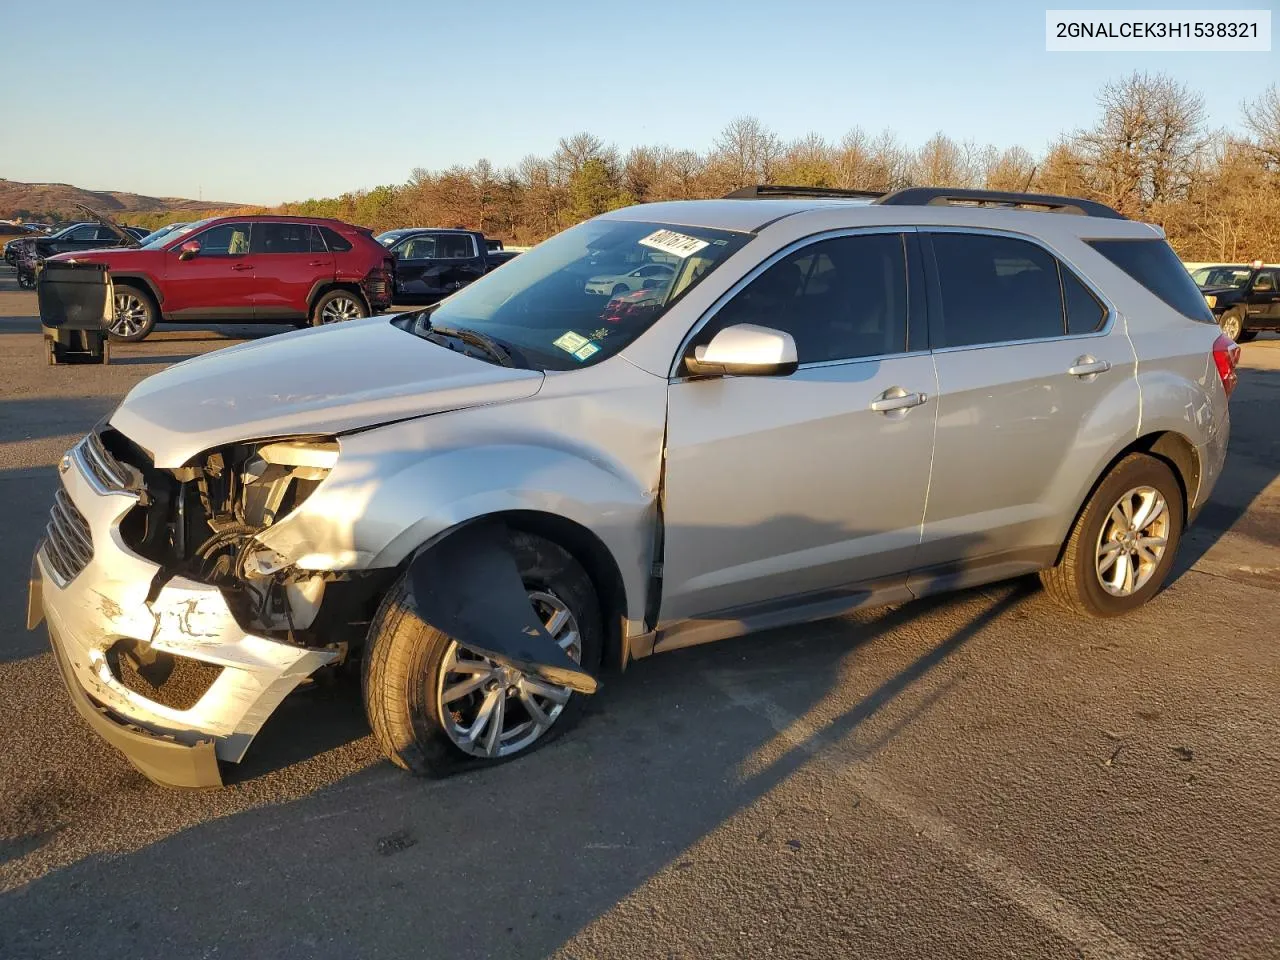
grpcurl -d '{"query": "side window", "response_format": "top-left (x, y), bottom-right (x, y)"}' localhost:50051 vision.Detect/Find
top-left (67, 225), bottom-right (98, 241)
top-left (399, 235), bottom-right (437, 260)
top-left (309, 226), bottom-right (327, 253)
top-left (701, 233), bottom-right (909, 364)
top-left (319, 226), bottom-right (352, 253)
top-left (929, 233), bottom-right (1064, 347)
top-left (1086, 238), bottom-right (1215, 323)
top-left (437, 233), bottom-right (475, 259)
top-left (1063, 269), bottom-right (1107, 334)
top-left (1254, 271), bottom-right (1276, 293)
top-left (94, 226), bottom-right (121, 241)
top-left (252, 222), bottom-right (313, 254)
top-left (192, 223), bottom-right (252, 256)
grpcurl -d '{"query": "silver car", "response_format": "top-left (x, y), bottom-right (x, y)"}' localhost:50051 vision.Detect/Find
top-left (31, 187), bottom-right (1237, 787)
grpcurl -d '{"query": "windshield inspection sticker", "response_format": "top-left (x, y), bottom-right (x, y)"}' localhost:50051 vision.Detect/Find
top-left (553, 331), bottom-right (590, 354)
top-left (573, 342), bottom-right (600, 361)
top-left (639, 229), bottom-right (709, 259)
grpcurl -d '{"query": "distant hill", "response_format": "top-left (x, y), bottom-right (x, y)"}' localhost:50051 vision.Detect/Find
top-left (0, 178), bottom-right (248, 222)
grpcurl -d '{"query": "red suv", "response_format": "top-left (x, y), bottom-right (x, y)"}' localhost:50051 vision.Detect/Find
top-left (50, 215), bottom-right (395, 341)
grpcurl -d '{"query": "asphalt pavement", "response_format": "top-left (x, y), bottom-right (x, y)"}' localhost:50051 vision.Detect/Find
top-left (0, 265), bottom-right (1276, 959)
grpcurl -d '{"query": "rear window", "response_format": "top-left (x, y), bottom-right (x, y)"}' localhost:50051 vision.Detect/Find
top-left (319, 227), bottom-right (352, 252)
top-left (1087, 239), bottom-right (1215, 323)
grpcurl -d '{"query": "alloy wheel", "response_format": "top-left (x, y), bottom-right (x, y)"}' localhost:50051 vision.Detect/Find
top-left (435, 590), bottom-right (581, 759)
top-left (1222, 314), bottom-right (1242, 341)
top-left (319, 295), bottom-right (362, 323)
top-left (111, 293), bottom-right (148, 337)
top-left (1095, 485), bottom-right (1170, 597)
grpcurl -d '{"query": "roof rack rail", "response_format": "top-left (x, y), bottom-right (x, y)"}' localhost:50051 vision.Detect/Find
top-left (723, 185), bottom-right (886, 200)
top-left (874, 187), bottom-right (1126, 220)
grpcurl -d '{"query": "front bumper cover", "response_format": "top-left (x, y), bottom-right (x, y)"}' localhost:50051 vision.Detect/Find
top-left (34, 437), bottom-right (338, 788)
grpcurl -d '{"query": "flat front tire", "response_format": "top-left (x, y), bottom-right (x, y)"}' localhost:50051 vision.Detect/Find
top-left (362, 531), bottom-right (603, 777)
top-left (1040, 453), bottom-right (1184, 617)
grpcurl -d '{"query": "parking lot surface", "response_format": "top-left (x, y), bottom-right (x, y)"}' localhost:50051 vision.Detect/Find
top-left (0, 265), bottom-right (1276, 959)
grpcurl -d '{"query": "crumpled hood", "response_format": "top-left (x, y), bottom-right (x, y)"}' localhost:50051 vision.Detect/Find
top-left (110, 317), bottom-right (544, 467)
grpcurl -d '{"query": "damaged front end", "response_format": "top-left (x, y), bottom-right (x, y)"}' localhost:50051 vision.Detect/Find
top-left (33, 428), bottom-right (391, 788)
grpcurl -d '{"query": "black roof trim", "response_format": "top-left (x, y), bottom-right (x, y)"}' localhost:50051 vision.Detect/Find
top-left (874, 187), bottom-right (1127, 220)
top-left (723, 185), bottom-right (887, 200)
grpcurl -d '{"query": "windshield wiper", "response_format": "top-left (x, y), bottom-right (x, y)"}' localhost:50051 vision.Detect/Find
top-left (426, 322), bottom-right (516, 368)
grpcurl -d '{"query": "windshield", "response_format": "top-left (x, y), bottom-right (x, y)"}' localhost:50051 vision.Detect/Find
top-left (392, 219), bottom-right (752, 370)
top-left (1192, 266), bottom-right (1251, 288)
top-left (142, 218), bottom-right (210, 249)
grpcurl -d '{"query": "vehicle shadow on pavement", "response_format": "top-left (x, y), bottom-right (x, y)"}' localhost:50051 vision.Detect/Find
top-left (1170, 362), bottom-right (1280, 582)
top-left (0, 549), bottom-right (1025, 959)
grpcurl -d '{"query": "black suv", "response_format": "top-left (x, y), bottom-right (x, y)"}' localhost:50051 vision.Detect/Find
top-left (1194, 261), bottom-right (1280, 342)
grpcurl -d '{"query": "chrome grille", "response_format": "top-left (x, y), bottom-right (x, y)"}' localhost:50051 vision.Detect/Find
top-left (78, 432), bottom-right (130, 492)
top-left (45, 486), bottom-right (93, 584)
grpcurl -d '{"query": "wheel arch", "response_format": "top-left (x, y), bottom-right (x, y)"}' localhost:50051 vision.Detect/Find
top-left (307, 281), bottom-right (369, 315)
top-left (1053, 430), bottom-right (1201, 566)
top-left (406, 511), bottom-right (631, 673)
top-left (111, 274), bottom-right (163, 308)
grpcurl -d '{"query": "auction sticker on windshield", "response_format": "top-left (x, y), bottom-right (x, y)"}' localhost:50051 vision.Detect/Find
top-left (554, 331), bottom-right (591, 354)
top-left (639, 229), bottom-right (709, 259)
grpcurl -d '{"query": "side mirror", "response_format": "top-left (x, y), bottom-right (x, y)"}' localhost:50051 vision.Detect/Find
top-left (177, 240), bottom-right (201, 261)
top-left (684, 323), bottom-right (798, 378)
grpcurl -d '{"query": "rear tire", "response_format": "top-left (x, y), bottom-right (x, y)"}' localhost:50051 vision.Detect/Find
top-left (1040, 453), bottom-right (1184, 617)
top-left (611, 283), bottom-right (629, 298)
top-left (362, 530), bottom-right (603, 777)
top-left (108, 283), bottom-right (157, 342)
top-left (310, 289), bottom-right (367, 327)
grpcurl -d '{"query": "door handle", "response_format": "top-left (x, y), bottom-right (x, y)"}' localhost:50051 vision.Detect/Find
top-left (308, 260), bottom-right (324, 267)
top-left (870, 387), bottom-right (928, 412)
top-left (1067, 356), bottom-right (1111, 378)
top-left (231, 263), bottom-right (253, 272)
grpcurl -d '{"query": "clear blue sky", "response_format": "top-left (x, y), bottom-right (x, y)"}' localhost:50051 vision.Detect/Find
top-left (2, 0), bottom-right (1275, 205)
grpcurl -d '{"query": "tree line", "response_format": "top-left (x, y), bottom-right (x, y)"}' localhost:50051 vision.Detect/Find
top-left (126, 74), bottom-right (1280, 261)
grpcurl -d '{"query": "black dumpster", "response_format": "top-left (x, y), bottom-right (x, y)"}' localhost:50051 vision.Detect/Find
top-left (37, 261), bottom-right (113, 365)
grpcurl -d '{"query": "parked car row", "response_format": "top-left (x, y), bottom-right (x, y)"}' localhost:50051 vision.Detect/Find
top-left (12, 207), bottom-right (524, 341)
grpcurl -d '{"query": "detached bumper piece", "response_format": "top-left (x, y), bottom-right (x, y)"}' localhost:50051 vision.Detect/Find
top-left (408, 521), bottom-right (598, 694)
top-left (48, 625), bottom-right (222, 789)
top-left (38, 261), bottom-right (113, 365)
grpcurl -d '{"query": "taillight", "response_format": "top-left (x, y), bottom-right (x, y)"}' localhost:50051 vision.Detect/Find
top-left (1212, 333), bottom-right (1241, 398)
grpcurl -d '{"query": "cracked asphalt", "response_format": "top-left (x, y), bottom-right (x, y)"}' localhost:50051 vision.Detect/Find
top-left (0, 265), bottom-right (1276, 959)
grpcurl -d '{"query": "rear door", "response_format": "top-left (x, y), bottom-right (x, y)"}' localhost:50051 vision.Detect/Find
top-left (909, 230), bottom-right (1136, 594)
top-left (162, 221), bottom-right (258, 318)
top-left (249, 223), bottom-right (334, 320)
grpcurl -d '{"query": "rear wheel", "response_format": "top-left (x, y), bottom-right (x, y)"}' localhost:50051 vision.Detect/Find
top-left (1041, 453), bottom-right (1184, 617)
top-left (611, 283), bottom-right (629, 298)
top-left (311, 289), bottom-right (367, 326)
top-left (362, 531), bottom-right (602, 776)
top-left (108, 283), bottom-right (157, 342)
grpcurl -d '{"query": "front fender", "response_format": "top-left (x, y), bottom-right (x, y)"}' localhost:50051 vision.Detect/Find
top-left (256, 380), bottom-right (667, 624)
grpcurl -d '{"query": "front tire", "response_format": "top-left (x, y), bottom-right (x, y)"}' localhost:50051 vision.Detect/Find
top-left (108, 283), bottom-right (157, 341)
top-left (310, 289), bottom-right (367, 326)
top-left (1040, 453), bottom-right (1184, 617)
top-left (362, 531), bottom-right (603, 777)
top-left (1219, 308), bottom-right (1245, 342)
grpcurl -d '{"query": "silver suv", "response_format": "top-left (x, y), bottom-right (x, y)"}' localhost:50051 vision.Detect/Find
top-left (30, 187), bottom-right (1238, 787)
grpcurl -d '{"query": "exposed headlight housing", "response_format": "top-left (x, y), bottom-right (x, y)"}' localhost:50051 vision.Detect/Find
top-left (238, 439), bottom-right (339, 530)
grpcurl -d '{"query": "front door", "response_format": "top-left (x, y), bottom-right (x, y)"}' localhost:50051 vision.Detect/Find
top-left (250, 222), bottom-right (334, 321)
top-left (909, 230), bottom-right (1137, 594)
top-left (659, 231), bottom-right (937, 623)
top-left (1246, 269), bottom-right (1280, 325)
top-left (163, 221), bottom-right (258, 319)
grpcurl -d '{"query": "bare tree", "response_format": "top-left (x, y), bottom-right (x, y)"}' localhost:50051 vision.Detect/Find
top-left (708, 116), bottom-right (782, 191)
top-left (1241, 84), bottom-right (1280, 167)
top-left (983, 145), bottom-right (1037, 191)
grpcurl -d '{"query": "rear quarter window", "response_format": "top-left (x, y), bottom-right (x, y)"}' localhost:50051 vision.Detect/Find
top-left (319, 227), bottom-right (352, 252)
top-left (1086, 239), bottom-right (1215, 323)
